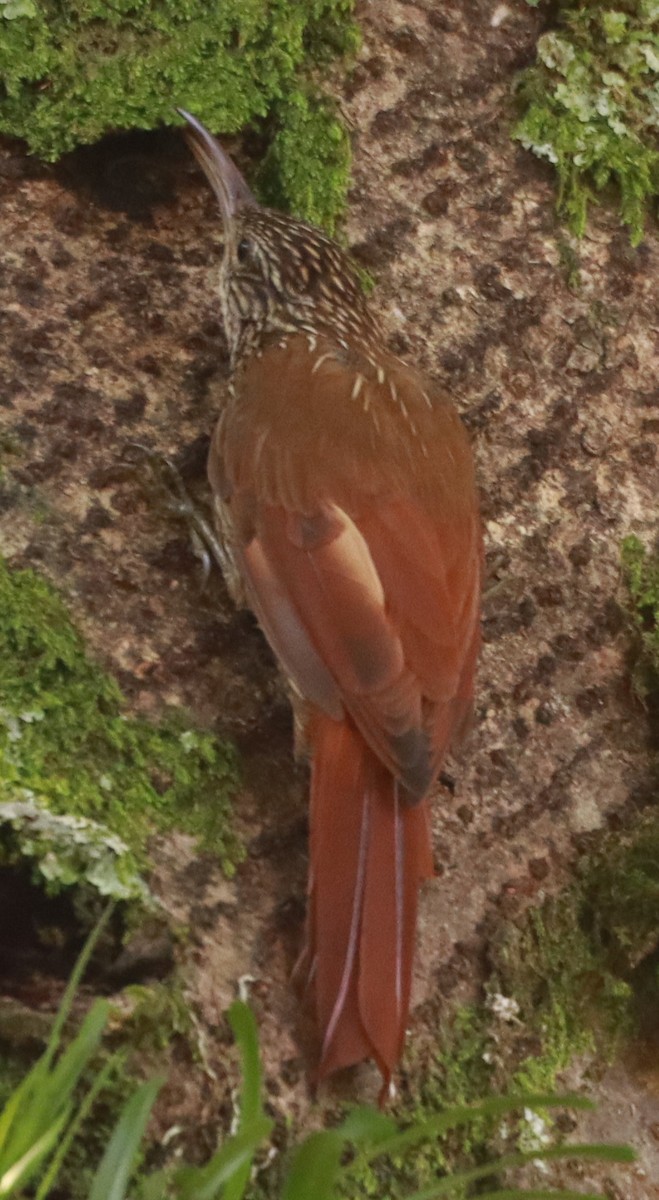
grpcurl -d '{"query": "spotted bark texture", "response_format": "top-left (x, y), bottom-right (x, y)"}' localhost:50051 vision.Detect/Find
top-left (0, 0), bottom-right (658, 1190)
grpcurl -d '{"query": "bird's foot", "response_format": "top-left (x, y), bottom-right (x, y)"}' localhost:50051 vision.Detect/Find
top-left (122, 442), bottom-right (226, 588)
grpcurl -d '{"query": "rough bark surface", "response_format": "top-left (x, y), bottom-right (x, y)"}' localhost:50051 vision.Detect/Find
top-left (1, 0), bottom-right (658, 1192)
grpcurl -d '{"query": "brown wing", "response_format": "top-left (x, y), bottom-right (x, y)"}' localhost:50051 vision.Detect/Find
top-left (212, 332), bottom-right (481, 798)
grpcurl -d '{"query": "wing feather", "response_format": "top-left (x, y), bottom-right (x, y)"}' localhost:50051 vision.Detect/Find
top-left (215, 334), bottom-right (481, 798)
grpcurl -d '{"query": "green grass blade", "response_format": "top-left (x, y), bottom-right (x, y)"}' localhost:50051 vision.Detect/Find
top-left (42, 905), bottom-right (114, 1071)
top-left (336, 1106), bottom-right (397, 1144)
top-left (88, 1077), bottom-right (163, 1200)
top-left (0, 917), bottom-right (113, 1181)
top-left (34, 1055), bottom-right (119, 1200)
top-left (227, 1001), bottom-right (262, 1124)
top-left (0, 997), bottom-right (109, 1180)
top-left (138, 1169), bottom-right (170, 1200)
top-left (355, 1094), bottom-right (595, 1167)
top-left (222, 1001), bottom-right (266, 1200)
top-left (0, 1115), bottom-right (68, 1198)
top-left (474, 1190), bottom-right (606, 1199)
top-left (282, 1131), bottom-right (344, 1200)
top-left (0, 1051), bottom-right (60, 1164)
top-left (403, 1143), bottom-right (635, 1200)
top-left (6, 1000), bottom-right (109, 1171)
top-left (0, 1083), bottom-right (27, 1156)
top-left (175, 1118), bottom-right (274, 1200)
top-left (46, 1000), bottom-right (110, 1100)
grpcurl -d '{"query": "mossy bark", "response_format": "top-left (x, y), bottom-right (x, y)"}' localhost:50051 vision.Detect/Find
top-left (0, 0), bottom-right (358, 229)
top-left (0, 556), bottom-right (242, 897)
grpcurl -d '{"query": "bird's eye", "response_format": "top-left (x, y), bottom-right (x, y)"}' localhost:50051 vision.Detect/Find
top-left (236, 238), bottom-right (253, 264)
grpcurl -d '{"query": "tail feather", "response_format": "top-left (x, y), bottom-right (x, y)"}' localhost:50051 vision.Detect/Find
top-left (302, 714), bottom-right (434, 1090)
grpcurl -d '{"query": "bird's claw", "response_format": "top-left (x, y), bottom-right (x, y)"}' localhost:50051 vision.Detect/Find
top-left (122, 442), bottom-right (226, 584)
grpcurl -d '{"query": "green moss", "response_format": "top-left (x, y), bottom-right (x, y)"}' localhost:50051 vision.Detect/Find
top-left (412, 1008), bottom-right (495, 1178)
top-left (115, 979), bottom-right (195, 1056)
top-left (259, 88), bottom-right (351, 234)
top-left (621, 533), bottom-right (659, 696)
top-left (557, 234), bottom-right (583, 288)
top-left (496, 897), bottom-right (632, 1096)
top-left (585, 812), bottom-right (659, 969)
top-left (337, 1008), bottom-right (495, 1199)
top-left (0, 557), bottom-right (242, 890)
top-left (515, 0), bottom-right (659, 244)
top-left (341, 810), bottom-right (659, 1200)
top-left (0, 0), bottom-right (357, 229)
top-left (494, 806), bottom-right (659, 1097)
top-left (343, 807), bottom-right (659, 1197)
top-left (419, 1007), bottom-right (493, 1122)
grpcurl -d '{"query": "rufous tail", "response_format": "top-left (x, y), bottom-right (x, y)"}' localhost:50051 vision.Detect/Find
top-left (298, 713), bottom-right (435, 1094)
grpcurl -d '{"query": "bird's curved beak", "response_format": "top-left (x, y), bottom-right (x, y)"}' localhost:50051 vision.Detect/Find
top-left (176, 108), bottom-right (257, 228)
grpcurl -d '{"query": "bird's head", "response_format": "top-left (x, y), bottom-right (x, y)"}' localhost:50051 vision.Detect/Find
top-left (178, 109), bottom-right (377, 362)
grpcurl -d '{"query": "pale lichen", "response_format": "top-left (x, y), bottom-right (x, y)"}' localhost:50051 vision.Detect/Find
top-left (515, 0), bottom-right (659, 244)
top-left (0, 797), bottom-right (148, 901)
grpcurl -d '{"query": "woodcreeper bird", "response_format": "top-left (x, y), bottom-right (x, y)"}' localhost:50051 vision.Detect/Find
top-left (178, 110), bottom-right (482, 1096)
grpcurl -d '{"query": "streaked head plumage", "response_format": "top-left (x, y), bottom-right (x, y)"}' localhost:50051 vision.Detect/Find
top-left (178, 109), bottom-right (378, 361)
